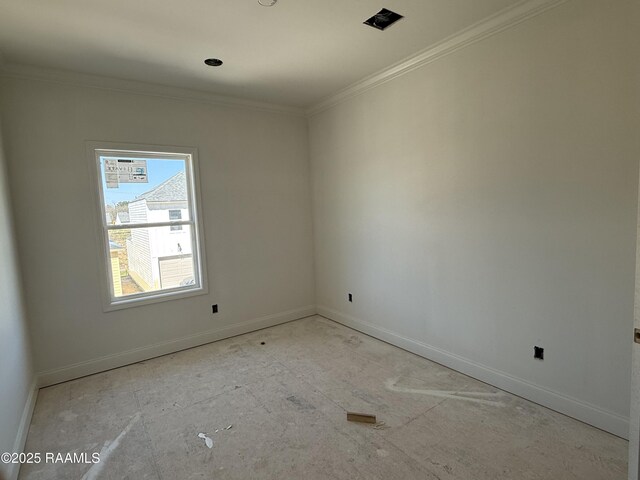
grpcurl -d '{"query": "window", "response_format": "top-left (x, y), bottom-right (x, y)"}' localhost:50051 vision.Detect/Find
top-left (90, 143), bottom-right (206, 310)
top-left (169, 210), bottom-right (183, 231)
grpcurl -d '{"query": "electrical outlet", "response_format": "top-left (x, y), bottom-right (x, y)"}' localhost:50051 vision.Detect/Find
top-left (212, 304), bottom-right (218, 314)
top-left (534, 346), bottom-right (544, 360)
top-left (348, 293), bottom-right (353, 302)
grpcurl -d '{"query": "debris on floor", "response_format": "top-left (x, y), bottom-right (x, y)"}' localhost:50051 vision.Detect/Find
top-left (197, 433), bottom-right (214, 449)
top-left (346, 412), bottom-right (377, 424)
top-left (198, 432), bottom-right (214, 449)
top-left (373, 421), bottom-right (389, 430)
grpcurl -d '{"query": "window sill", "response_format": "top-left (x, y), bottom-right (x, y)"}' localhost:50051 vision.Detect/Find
top-left (104, 285), bottom-right (208, 312)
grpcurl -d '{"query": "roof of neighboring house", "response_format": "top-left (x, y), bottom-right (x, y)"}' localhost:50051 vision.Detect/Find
top-left (136, 171), bottom-right (187, 203)
top-left (116, 211), bottom-right (130, 223)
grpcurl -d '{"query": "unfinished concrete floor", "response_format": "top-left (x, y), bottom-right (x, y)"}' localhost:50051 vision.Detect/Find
top-left (20, 316), bottom-right (626, 479)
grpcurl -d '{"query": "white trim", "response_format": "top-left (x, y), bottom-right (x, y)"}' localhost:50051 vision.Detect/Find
top-left (105, 286), bottom-right (208, 312)
top-left (37, 305), bottom-right (317, 387)
top-left (307, 0), bottom-right (569, 117)
top-left (317, 305), bottom-right (629, 439)
top-left (86, 141), bottom-right (209, 312)
top-left (6, 380), bottom-right (39, 480)
top-left (107, 220), bottom-right (192, 230)
top-left (0, 0), bottom-right (565, 118)
top-left (0, 62), bottom-right (305, 117)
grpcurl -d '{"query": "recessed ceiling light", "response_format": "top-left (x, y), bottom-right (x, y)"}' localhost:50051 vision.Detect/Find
top-left (364, 8), bottom-right (404, 31)
top-left (204, 58), bottom-right (223, 67)
top-left (258, 0), bottom-right (277, 6)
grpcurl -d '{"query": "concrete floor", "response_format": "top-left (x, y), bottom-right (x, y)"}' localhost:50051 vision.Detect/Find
top-left (20, 316), bottom-right (627, 479)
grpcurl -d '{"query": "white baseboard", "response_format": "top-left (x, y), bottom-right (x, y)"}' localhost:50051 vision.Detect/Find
top-left (317, 305), bottom-right (629, 439)
top-left (5, 379), bottom-right (39, 480)
top-left (37, 305), bottom-right (316, 387)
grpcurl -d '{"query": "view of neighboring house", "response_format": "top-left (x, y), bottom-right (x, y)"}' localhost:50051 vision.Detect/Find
top-left (109, 241), bottom-right (124, 296)
top-left (115, 211), bottom-right (129, 225)
top-left (126, 171), bottom-right (194, 291)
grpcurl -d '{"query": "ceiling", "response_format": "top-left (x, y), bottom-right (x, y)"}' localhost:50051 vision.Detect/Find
top-left (0, 0), bottom-right (522, 107)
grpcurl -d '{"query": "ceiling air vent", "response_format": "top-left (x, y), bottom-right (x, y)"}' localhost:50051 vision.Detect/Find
top-left (364, 8), bottom-right (404, 31)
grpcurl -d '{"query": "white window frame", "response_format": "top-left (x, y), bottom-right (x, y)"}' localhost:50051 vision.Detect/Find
top-left (88, 141), bottom-right (208, 311)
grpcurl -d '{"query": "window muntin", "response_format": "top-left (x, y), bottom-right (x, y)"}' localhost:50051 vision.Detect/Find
top-left (93, 147), bottom-right (205, 309)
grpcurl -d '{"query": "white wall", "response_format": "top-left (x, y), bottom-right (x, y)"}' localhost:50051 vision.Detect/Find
top-left (630, 0), bottom-right (640, 471)
top-left (0, 77), bottom-right (315, 385)
top-left (309, 0), bottom-right (638, 438)
top-left (631, 170), bottom-right (640, 478)
top-left (0, 118), bottom-right (35, 480)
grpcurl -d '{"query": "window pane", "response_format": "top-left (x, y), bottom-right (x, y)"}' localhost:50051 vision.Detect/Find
top-left (108, 226), bottom-right (197, 298)
top-left (101, 157), bottom-right (191, 225)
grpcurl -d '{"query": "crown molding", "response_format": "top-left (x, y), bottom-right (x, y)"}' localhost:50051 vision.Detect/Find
top-left (0, 62), bottom-right (306, 117)
top-left (306, 0), bottom-right (569, 117)
top-left (0, 0), bottom-right (567, 118)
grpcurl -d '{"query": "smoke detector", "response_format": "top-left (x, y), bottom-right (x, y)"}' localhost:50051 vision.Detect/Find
top-left (364, 8), bottom-right (404, 31)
